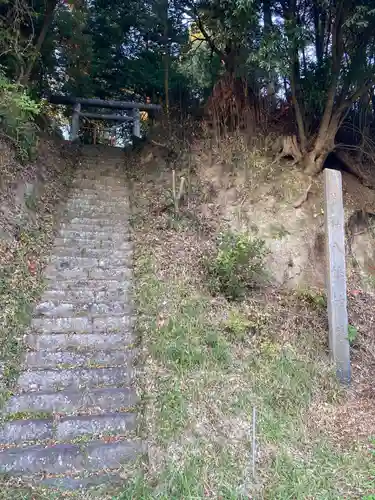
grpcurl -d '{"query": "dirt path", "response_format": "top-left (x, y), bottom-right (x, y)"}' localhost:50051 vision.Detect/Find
top-left (0, 146), bottom-right (142, 490)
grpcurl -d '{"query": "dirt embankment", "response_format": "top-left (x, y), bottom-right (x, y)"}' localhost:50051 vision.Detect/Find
top-left (135, 133), bottom-right (375, 442)
top-left (0, 136), bottom-right (77, 398)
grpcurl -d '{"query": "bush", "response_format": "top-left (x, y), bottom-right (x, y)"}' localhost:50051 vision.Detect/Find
top-left (205, 230), bottom-right (268, 300)
top-left (0, 74), bottom-right (41, 160)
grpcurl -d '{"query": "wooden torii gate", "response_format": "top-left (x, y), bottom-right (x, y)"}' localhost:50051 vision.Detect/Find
top-left (48, 95), bottom-right (162, 142)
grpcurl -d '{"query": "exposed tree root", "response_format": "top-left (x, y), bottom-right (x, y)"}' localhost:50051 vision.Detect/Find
top-left (335, 150), bottom-right (375, 189)
top-left (271, 135), bottom-right (302, 165)
top-left (293, 181), bottom-right (312, 208)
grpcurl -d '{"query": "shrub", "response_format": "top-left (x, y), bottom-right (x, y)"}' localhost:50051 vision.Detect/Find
top-left (205, 230), bottom-right (268, 300)
top-left (0, 73), bottom-right (41, 160)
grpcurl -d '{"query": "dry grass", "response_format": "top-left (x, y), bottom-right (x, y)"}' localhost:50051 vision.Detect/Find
top-left (123, 143), bottom-right (375, 498)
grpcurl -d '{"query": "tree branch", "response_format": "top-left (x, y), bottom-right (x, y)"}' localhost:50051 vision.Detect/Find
top-left (194, 13), bottom-right (226, 61)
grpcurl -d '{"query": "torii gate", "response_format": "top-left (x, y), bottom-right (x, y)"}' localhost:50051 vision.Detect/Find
top-left (48, 95), bottom-right (162, 142)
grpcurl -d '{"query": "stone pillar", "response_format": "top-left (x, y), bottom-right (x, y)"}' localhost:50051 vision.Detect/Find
top-left (70, 103), bottom-right (81, 142)
top-left (132, 108), bottom-right (141, 138)
top-left (324, 169), bottom-right (351, 384)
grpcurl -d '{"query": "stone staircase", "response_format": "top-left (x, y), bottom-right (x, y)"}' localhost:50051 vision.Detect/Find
top-left (0, 146), bottom-right (143, 490)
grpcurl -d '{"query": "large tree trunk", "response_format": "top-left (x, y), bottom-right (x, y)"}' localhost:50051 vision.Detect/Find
top-left (263, 0), bottom-right (277, 111)
top-left (19, 0), bottom-right (58, 85)
top-left (163, 0), bottom-right (169, 115)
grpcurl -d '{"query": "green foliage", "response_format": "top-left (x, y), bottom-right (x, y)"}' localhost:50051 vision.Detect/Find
top-left (348, 324), bottom-right (358, 345)
top-left (0, 74), bottom-right (41, 159)
top-left (296, 288), bottom-right (327, 310)
top-left (205, 230), bottom-right (268, 300)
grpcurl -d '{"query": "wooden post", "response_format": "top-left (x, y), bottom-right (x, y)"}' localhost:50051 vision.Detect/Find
top-left (324, 169), bottom-right (351, 384)
top-left (133, 108), bottom-right (141, 138)
top-left (70, 103), bottom-right (81, 141)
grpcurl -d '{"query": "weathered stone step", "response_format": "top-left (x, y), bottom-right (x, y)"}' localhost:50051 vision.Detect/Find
top-left (40, 288), bottom-right (131, 305)
top-left (0, 412), bottom-right (136, 446)
top-left (64, 200), bottom-right (130, 210)
top-left (62, 208), bottom-right (131, 218)
top-left (0, 439), bottom-right (142, 475)
top-left (0, 419), bottom-right (53, 445)
top-left (62, 216), bottom-right (130, 226)
top-left (58, 224), bottom-right (129, 235)
top-left (69, 187), bottom-right (127, 196)
top-left (72, 181), bottom-right (126, 189)
top-left (35, 300), bottom-right (131, 318)
top-left (57, 256), bottom-right (132, 269)
top-left (31, 316), bottom-right (92, 333)
top-left (44, 266), bottom-right (88, 281)
top-left (58, 229), bottom-right (130, 240)
top-left (74, 174), bottom-right (124, 182)
top-left (51, 246), bottom-right (133, 259)
top-left (44, 266), bottom-right (132, 282)
top-left (56, 412), bottom-right (137, 440)
top-left (17, 367), bottom-right (133, 393)
top-left (68, 187), bottom-right (128, 196)
top-left (30, 315), bottom-right (133, 334)
top-left (4, 387), bottom-right (137, 415)
top-left (25, 333), bottom-right (133, 351)
top-left (44, 279), bottom-right (131, 292)
top-left (53, 237), bottom-right (131, 248)
top-left (40, 472), bottom-right (123, 491)
top-left (24, 348), bottom-right (136, 369)
top-left (49, 255), bottom-right (132, 269)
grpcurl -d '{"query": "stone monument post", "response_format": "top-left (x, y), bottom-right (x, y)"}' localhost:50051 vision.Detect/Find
top-left (324, 169), bottom-right (351, 384)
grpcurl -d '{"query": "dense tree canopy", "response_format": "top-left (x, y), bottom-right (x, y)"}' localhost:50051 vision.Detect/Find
top-left (2, 0), bottom-right (375, 172)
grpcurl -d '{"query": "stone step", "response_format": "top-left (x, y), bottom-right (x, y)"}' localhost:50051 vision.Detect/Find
top-left (31, 316), bottom-right (93, 334)
top-left (66, 197), bottom-right (128, 207)
top-left (44, 266), bottom-right (88, 281)
top-left (49, 251), bottom-right (133, 271)
top-left (24, 348), bottom-right (136, 369)
top-left (58, 224), bottom-right (129, 235)
top-left (62, 217), bottom-right (130, 226)
top-left (30, 315), bottom-right (134, 334)
top-left (40, 287), bottom-right (131, 305)
top-left (0, 439), bottom-right (142, 476)
top-left (64, 200), bottom-right (130, 210)
top-left (25, 333), bottom-right (134, 351)
top-left (17, 367), bottom-right (133, 393)
top-left (61, 208), bottom-right (131, 218)
top-left (4, 387), bottom-right (137, 415)
top-left (88, 268), bottom-right (133, 281)
top-left (53, 237), bottom-right (131, 249)
top-left (68, 188), bottom-right (128, 196)
top-left (44, 266), bottom-right (132, 282)
top-left (34, 300), bottom-right (131, 318)
top-left (40, 472), bottom-right (123, 491)
top-left (55, 412), bottom-right (137, 440)
top-left (68, 186), bottom-right (128, 194)
top-left (58, 230), bottom-right (130, 240)
top-left (92, 315), bottom-right (134, 333)
top-left (74, 174), bottom-right (124, 183)
top-left (0, 419), bottom-right (53, 445)
top-left (51, 246), bottom-right (133, 259)
top-left (49, 255), bottom-right (132, 269)
top-left (44, 279), bottom-right (131, 292)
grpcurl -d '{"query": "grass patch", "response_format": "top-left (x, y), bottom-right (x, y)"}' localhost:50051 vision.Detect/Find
top-left (128, 234), bottom-right (374, 499)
